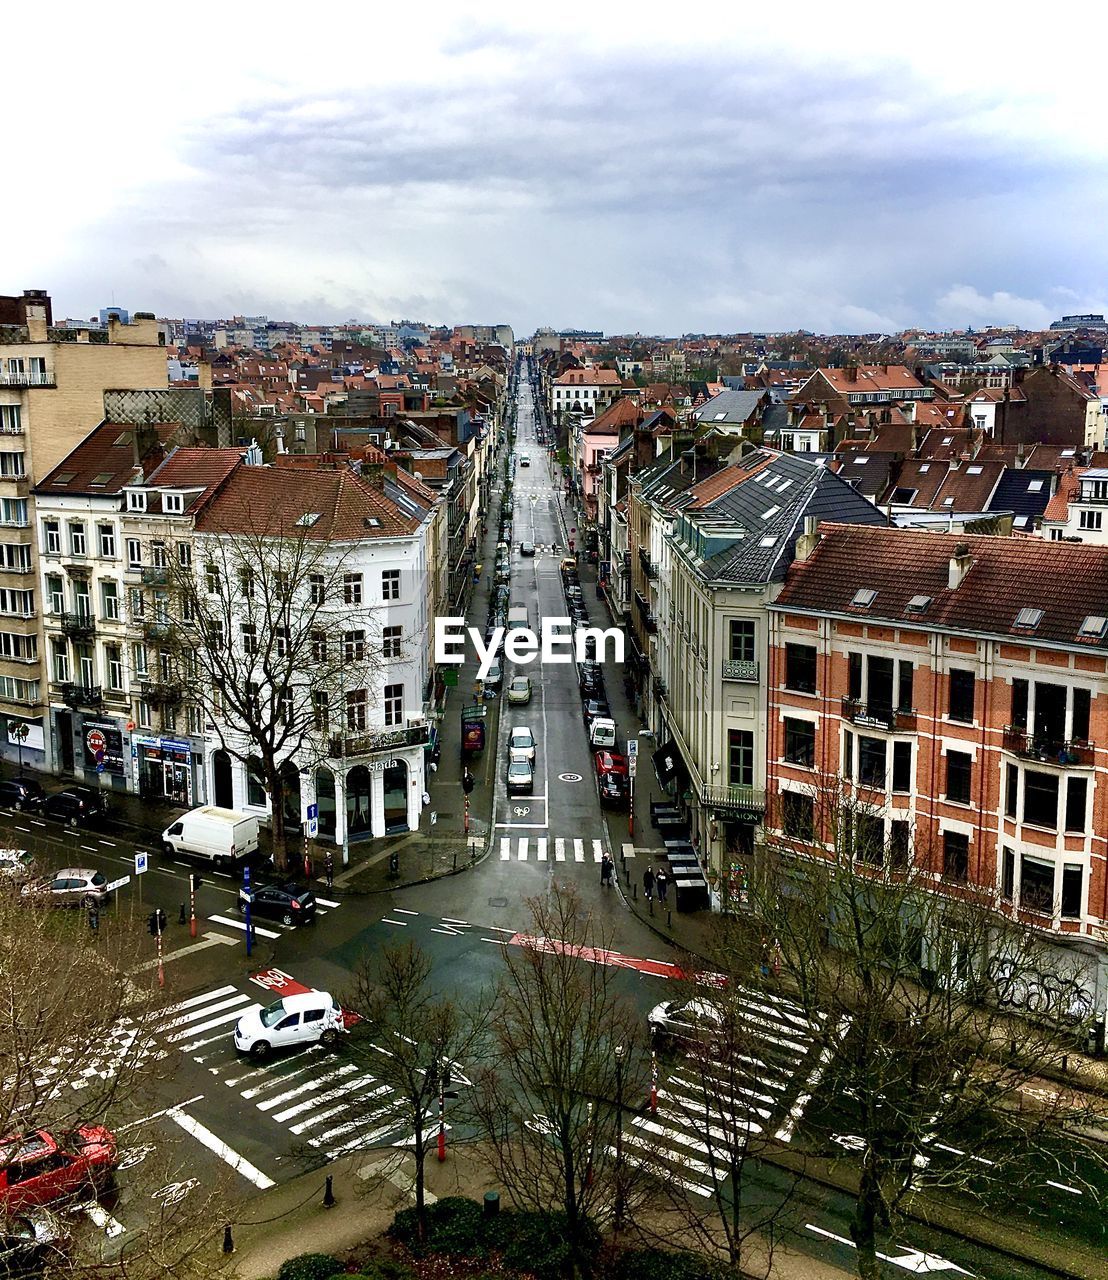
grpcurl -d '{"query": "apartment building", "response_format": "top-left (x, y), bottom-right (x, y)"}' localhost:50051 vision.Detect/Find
top-left (0, 289), bottom-right (167, 771)
top-left (765, 524), bottom-right (1108, 1030)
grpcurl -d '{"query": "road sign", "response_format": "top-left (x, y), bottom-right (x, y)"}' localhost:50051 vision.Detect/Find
top-left (629, 757), bottom-right (637, 779)
top-left (95, 763), bottom-right (105, 774)
top-left (105, 875), bottom-right (131, 893)
top-left (307, 817), bottom-right (318, 837)
top-left (307, 803), bottom-right (318, 820)
top-left (627, 739), bottom-right (639, 758)
top-left (430, 811), bottom-right (438, 826)
top-left (135, 851), bottom-right (148, 875)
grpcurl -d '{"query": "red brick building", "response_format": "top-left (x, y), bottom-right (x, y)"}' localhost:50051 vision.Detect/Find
top-left (765, 524), bottom-right (1108, 1030)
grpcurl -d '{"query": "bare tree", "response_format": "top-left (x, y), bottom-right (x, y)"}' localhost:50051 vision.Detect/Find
top-left (751, 778), bottom-right (1105, 1280)
top-left (165, 514), bottom-right (393, 870)
top-left (342, 941), bottom-right (489, 1239)
top-left (470, 883), bottom-right (643, 1272)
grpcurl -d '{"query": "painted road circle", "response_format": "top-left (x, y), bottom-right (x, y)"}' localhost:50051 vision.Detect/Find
top-left (558, 772), bottom-right (583, 782)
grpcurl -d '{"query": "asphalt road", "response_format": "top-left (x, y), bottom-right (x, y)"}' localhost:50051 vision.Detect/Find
top-left (0, 366), bottom-right (1075, 1279)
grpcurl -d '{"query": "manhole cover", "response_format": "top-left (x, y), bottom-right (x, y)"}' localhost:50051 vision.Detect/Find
top-left (558, 772), bottom-right (583, 783)
top-left (488, 896), bottom-right (508, 908)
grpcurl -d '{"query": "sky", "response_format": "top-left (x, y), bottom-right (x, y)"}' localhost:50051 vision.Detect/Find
top-left (6, 1), bottom-right (1108, 338)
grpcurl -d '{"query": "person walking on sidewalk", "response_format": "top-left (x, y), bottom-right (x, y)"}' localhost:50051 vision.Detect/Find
top-left (643, 866), bottom-right (655, 903)
top-left (600, 853), bottom-right (613, 887)
top-left (656, 866), bottom-right (668, 906)
top-left (324, 850), bottom-right (334, 890)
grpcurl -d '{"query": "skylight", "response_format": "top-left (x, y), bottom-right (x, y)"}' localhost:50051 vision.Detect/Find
top-left (919, 464), bottom-right (930, 473)
top-left (761, 505), bottom-right (781, 520)
top-left (851, 588), bottom-right (877, 608)
top-left (942, 497), bottom-right (955, 506)
top-left (759, 535), bottom-right (777, 548)
top-left (776, 478), bottom-right (794, 492)
top-left (90, 472), bottom-right (114, 486)
top-left (52, 472), bottom-right (76, 485)
top-left (1027, 479), bottom-right (1044, 492)
top-left (1014, 607), bottom-right (1043, 630)
top-left (714, 412), bottom-right (726, 420)
top-left (942, 436), bottom-right (953, 445)
top-left (295, 512), bottom-right (321, 527)
top-left (906, 594), bottom-right (932, 613)
top-left (853, 456), bottom-right (869, 465)
top-left (967, 465), bottom-right (983, 475)
top-left (1078, 615), bottom-right (1108, 639)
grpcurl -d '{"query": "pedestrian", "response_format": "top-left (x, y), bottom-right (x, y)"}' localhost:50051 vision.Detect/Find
top-left (643, 866), bottom-right (655, 903)
top-left (656, 867), bottom-right (668, 905)
top-left (324, 850), bottom-right (334, 890)
top-left (600, 853), bottom-right (613, 887)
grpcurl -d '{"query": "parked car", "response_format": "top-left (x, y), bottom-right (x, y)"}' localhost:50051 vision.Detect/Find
top-left (233, 990), bottom-right (346, 1060)
top-left (507, 676), bottom-right (532, 705)
top-left (20, 869), bottom-right (112, 909)
top-left (506, 757), bottom-right (533, 795)
top-left (237, 881), bottom-right (316, 927)
top-left (595, 751), bottom-right (630, 808)
top-left (520, 541), bottom-right (536, 556)
top-left (0, 1206), bottom-right (67, 1274)
top-left (589, 717), bottom-right (617, 749)
top-left (582, 699), bottom-right (611, 730)
top-left (0, 1126), bottom-right (116, 1211)
top-left (509, 726), bottom-right (536, 763)
top-left (0, 849), bottom-right (34, 883)
top-left (482, 661), bottom-right (503, 690)
top-left (520, 455), bottom-right (530, 467)
top-left (0, 779), bottom-right (45, 812)
top-left (42, 788), bottom-right (107, 830)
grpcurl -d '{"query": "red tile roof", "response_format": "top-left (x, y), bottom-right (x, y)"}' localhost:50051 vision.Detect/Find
top-left (37, 422), bottom-right (180, 495)
top-left (1042, 468), bottom-right (1083, 521)
top-left (775, 523), bottom-right (1108, 649)
top-left (145, 447), bottom-right (245, 507)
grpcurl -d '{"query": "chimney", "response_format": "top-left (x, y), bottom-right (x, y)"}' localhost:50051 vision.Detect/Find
top-left (794, 516), bottom-right (821, 562)
top-left (197, 359), bottom-right (213, 391)
top-left (948, 541), bottom-right (973, 590)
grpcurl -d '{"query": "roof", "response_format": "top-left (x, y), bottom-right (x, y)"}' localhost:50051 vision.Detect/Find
top-left (554, 368), bottom-right (621, 386)
top-left (774, 523), bottom-right (1108, 650)
top-left (143, 447), bottom-right (245, 510)
top-left (195, 466), bottom-right (421, 540)
top-left (36, 422), bottom-right (180, 496)
top-left (1042, 468), bottom-right (1084, 522)
top-left (803, 365), bottom-right (927, 397)
top-left (985, 468), bottom-right (1053, 529)
top-left (693, 389), bottom-right (767, 425)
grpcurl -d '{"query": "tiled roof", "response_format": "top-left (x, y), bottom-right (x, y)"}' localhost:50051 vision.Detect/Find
top-left (144, 447), bottom-right (245, 509)
top-left (927, 461), bottom-right (1005, 512)
top-left (809, 365), bottom-right (927, 395)
top-left (195, 466), bottom-right (421, 540)
top-left (986, 469), bottom-right (1053, 528)
top-left (36, 422), bottom-right (180, 496)
top-left (554, 368), bottom-right (621, 386)
top-left (1042, 468), bottom-right (1084, 521)
top-left (693, 389), bottom-right (767, 425)
top-left (775, 523), bottom-right (1108, 649)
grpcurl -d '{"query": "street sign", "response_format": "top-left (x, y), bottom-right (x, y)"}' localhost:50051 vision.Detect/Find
top-left (430, 811), bottom-right (438, 826)
top-left (135, 851), bottom-right (148, 875)
top-left (307, 817), bottom-right (318, 837)
top-left (105, 875), bottom-right (130, 893)
top-left (307, 803), bottom-right (318, 820)
top-left (629, 757), bottom-right (637, 779)
top-left (627, 739), bottom-right (639, 758)
top-left (95, 763), bottom-right (105, 774)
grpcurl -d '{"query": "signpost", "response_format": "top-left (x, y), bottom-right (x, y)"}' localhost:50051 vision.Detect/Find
top-left (135, 850), bottom-right (147, 904)
top-left (627, 739), bottom-right (639, 838)
top-left (306, 802), bottom-right (319, 839)
top-left (242, 864), bottom-right (253, 957)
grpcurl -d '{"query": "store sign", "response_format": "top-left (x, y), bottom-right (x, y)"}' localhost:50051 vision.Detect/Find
top-left (366, 758), bottom-right (400, 773)
top-left (7, 720), bottom-right (44, 752)
top-left (82, 719), bottom-right (124, 773)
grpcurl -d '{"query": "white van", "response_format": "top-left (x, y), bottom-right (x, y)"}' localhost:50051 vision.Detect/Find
top-left (161, 806), bottom-right (260, 867)
top-left (233, 990), bottom-right (346, 1059)
top-left (589, 717), bottom-right (617, 749)
top-left (507, 605), bottom-right (529, 632)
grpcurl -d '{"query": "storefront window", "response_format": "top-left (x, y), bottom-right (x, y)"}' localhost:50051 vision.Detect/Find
top-left (247, 759), bottom-right (266, 808)
top-left (383, 761), bottom-right (409, 834)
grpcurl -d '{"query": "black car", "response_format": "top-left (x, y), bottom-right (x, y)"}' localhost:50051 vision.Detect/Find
top-left (237, 881), bottom-right (316, 927)
top-left (597, 771), bottom-right (629, 808)
top-left (0, 778), bottom-right (45, 811)
top-left (582, 698), bottom-right (611, 729)
top-left (43, 787), bottom-right (108, 829)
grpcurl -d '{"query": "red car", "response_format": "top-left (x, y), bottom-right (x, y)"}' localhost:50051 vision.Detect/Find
top-left (594, 751), bottom-right (630, 808)
top-left (0, 1126), bottom-right (116, 1210)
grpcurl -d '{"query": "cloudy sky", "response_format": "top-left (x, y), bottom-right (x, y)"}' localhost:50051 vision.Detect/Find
top-left (6, 2), bottom-right (1106, 337)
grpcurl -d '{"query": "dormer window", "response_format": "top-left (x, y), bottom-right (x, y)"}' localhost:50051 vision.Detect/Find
top-left (163, 493), bottom-right (184, 514)
top-left (127, 491), bottom-right (146, 512)
top-left (1013, 607), bottom-right (1043, 630)
top-left (851, 588), bottom-right (877, 609)
top-left (1078, 615), bottom-right (1108, 640)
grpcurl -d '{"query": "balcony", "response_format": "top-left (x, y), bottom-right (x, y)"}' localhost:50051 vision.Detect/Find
top-left (61, 683), bottom-right (102, 710)
top-left (142, 566), bottom-right (169, 586)
top-left (638, 547), bottom-right (658, 580)
top-left (841, 697), bottom-right (917, 732)
top-left (722, 659), bottom-right (759, 683)
top-left (59, 611), bottom-right (96, 640)
top-left (141, 618), bottom-right (172, 640)
top-left (327, 721), bottom-right (431, 758)
top-left (653, 675), bottom-right (668, 699)
top-left (140, 679), bottom-right (183, 707)
top-left (700, 783), bottom-right (766, 821)
top-left (1002, 726), bottom-right (1095, 767)
top-left (0, 369), bottom-right (55, 388)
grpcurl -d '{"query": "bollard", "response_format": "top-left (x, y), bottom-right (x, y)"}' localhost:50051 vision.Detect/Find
top-left (179, 903), bottom-right (187, 925)
top-left (483, 1190), bottom-right (500, 1217)
top-left (323, 1174), bottom-right (335, 1208)
top-left (649, 898), bottom-right (654, 916)
top-left (633, 884), bottom-right (637, 901)
top-left (667, 910), bottom-right (672, 929)
top-left (222, 1225), bottom-right (234, 1254)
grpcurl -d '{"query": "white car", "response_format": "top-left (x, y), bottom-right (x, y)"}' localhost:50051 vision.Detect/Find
top-left (506, 758), bottom-right (533, 795)
top-left (507, 676), bottom-right (532, 705)
top-left (482, 661), bottom-right (502, 690)
top-left (589, 717), bottom-right (617, 748)
top-left (233, 990), bottom-right (347, 1060)
top-left (0, 849), bottom-right (34, 881)
top-left (509, 726), bottom-right (536, 763)
top-left (648, 997), bottom-right (725, 1046)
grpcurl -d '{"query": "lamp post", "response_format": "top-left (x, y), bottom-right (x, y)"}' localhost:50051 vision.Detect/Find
top-left (614, 1044), bottom-right (626, 1231)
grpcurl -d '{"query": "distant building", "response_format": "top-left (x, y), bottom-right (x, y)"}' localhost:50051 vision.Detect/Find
top-left (1050, 314), bottom-right (1108, 332)
top-left (99, 306), bottom-right (130, 326)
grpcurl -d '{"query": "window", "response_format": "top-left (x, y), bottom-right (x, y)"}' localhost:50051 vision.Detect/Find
top-left (46, 575), bottom-right (64, 616)
top-left (309, 574), bottom-right (325, 605)
top-left (98, 525), bottom-right (116, 558)
top-left (51, 638), bottom-right (69, 683)
top-left (206, 564), bottom-right (219, 594)
top-left (126, 538), bottom-right (142, 568)
top-left (0, 542), bottom-right (31, 573)
top-left (1020, 856), bottom-right (1054, 912)
top-left (784, 643), bottom-right (817, 694)
top-left (0, 631), bottom-right (35, 661)
top-left (1005, 762), bottom-right (1018, 819)
top-left (343, 573), bottom-right (363, 605)
top-left (945, 750), bottom-right (972, 804)
top-left (346, 688), bottom-right (367, 731)
top-left (1001, 847), bottom-right (1015, 900)
top-left (781, 791), bottom-right (814, 840)
top-left (891, 741), bottom-right (912, 793)
top-left (783, 718), bottom-right (815, 767)
top-left (1072, 687), bottom-right (1091, 742)
top-left (207, 619), bottom-right (224, 651)
top-left (127, 491), bottom-right (147, 512)
top-left (238, 567), bottom-right (255, 598)
top-left (948, 668), bottom-right (975, 723)
top-left (1079, 510), bottom-right (1103, 530)
top-left (42, 519), bottom-right (61, 554)
top-left (101, 581), bottom-right (120, 621)
top-left (1061, 864), bottom-right (1084, 919)
top-left (728, 619), bottom-right (755, 663)
top-left (106, 645), bottom-right (123, 691)
top-left (858, 737), bottom-right (886, 788)
top-left (382, 625), bottom-right (402, 659)
top-left (842, 729), bottom-right (854, 780)
top-left (854, 813), bottom-right (885, 866)
top-left (1065, 777), bottom-right (1087, 833)
top-left (152, 541), bottom-right (167, 569)
top-left (247, 761), bottom-right (266, 807)
top-left (344, 630), bottom-right (365, 662)
top-left (1023, 770), bottom-right (1059, 829)
top-left (163, 492), bottom-right (184, 514)
top-left (69, 523), bottom-right (86, 556)
top-left (279, 688), bottom-right (293, 725)
top-left (0, 589), bottom-right (34, 616)
top-left (187, 705), bottom-right (204, 735)
top-left (177, 542), bottom-right (192, 569)
top-left (313, 690), bottom-right (329, 732)
top-left (276, 627), bottom-right (290, 658)
top-left (129, 587), bottom-right (145, 620)
top-left (241, 624), bottom-right (257, 656)
top-left (311, 630), bottom-right (327, 662)
top-left (0, 405), bottom-right (21, 433)
top-left (897, 660), bottom-right (914, 711)
top-left (74, 585), bottom-right (91, 620)
top-left (381, 569), bottom-right (400, 601)
top-left (848, 652), bottom-right (862, 701)
top-left (889, 820), bottom-right (910, 870)
top-left (137, 700), bottom-right (153, 729)
top-left (132, 642), bottom-right (148, 676)
top-left (943, 831), bottom-right (969, 882)
top-left (728, 729), bottom-right (754, 787)
top-left (0, 451), bottom-right (25, 478)
top-left (1011, 678), bottom-right (1028, 729)
top-left (0, 499), bottom-right (28, 527)
top-left (384, 682), bottom-right (404, 727)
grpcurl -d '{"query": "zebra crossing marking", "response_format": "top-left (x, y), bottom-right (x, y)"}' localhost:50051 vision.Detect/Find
top-left (518, 838), bottom-right (529, 860)
top-left (592, 839), bottom-right (603, 863)
top-left (554, 838), bottom-right (566, 861)
top-left (574, 839), bottom-right (585, 862)
top-left (500, 837), bottom-right (511, 861)
top-left (537, 837), bottom-right (547, 861)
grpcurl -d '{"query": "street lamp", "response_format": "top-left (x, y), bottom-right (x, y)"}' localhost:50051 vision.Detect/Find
top-left (614, 1044), bottom-right (625, 1231)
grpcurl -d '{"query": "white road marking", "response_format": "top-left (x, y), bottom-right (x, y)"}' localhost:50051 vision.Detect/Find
top-left (554, 838), bottom-right (566, 861)
top-left (315, 896), bottom-right (341, 908)
top-left (167, 1005), bottom-right (259, 1043)
top-left (168, 1110), bottom-right (275, 1189)
top-left (393, 907), bottom-right (417, 915)
top-left (164, 985), bottom-right (238, 1015)
top-left (500, 837), bottom-right (511, 861)
top-left (117, 1095), bottom-right (205, 1132)
top-left (442, 917), bottom-right (469, 925)
top-left (518, 838), bottom-right (529, 860)
top-left (383, 918), bottom-right (407, 927)
top-left (78, 1201), bottom-right (126, 1238)
top-left (592, 839), bottom-right (603, 862)
top-left (258, 1063), bottom-right (359, 1112)
top-left (208, 914), bottom-right (281, 939)
top-left (537, 837), bottom-right (548, 861)
top-left (163, 993), bottom-right (252, 1032)
top-left (574, 839), bottom-right (585, 862)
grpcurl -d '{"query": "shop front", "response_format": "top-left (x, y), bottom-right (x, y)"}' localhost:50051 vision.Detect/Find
top-left (330, 743), bottom-right (425, 850)
top-left (132, 733), bottom-right (200, 806)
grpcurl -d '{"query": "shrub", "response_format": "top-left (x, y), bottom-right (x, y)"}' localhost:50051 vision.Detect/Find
top-left (497, 1210), bottom-right (600, 1280)
top-left (275, 1254), bottom-right (344, 1280)
top-left (389, 1196), bottom-right (485, 1258)
top-left (350, 1262), bottom-right (414, 1280)
top-left (607, 1247), bottom-right (735, 1280)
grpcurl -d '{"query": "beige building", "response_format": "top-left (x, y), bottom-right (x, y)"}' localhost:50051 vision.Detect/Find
top-left (0, 289), bottom-right (167, 769)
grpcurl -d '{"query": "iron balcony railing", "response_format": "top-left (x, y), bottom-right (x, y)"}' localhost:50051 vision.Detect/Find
top-left (1002, 726), bottom-right (1095, 767)
top-left (328, 722), bottom-right (431, 757)
top-left (0, 369), bottom-right (54, 387)
top-left (59, 611), bottom-right (96, 639)
top-left (699, 783), bottom-right (766, 820)
top-left (722, 659), bottom-right (759, 683)
top-left (61, 683), bottom-right (102, 709)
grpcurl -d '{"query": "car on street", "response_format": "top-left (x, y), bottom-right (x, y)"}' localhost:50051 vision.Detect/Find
top-left (582, 699), bottom-right (611, 729)
top-left (589, 717), bottom-right (617, 748)
top-left (482, 661), bottom-right (502, 690)
top-left (509, 726), bottom-right (536, 763)
top-left (507, 676), bottom-right (532, 705)
top-left (0, 1206), bottom-right (67, 1273)
top-left (506, 757), bottom-right (533, 795)
top-left (520, 541), bottom-right (535, 556)
top-left (20, 869), bottom-right (112, 909)
top-left (594, 751), bottom-right (630, 807)
top-left (647, 997), bottom-right (726, 1048)
top-left (42, 788), bottom-right (108, 830)
top-left (233, 990), bottom-right (346, 1060)
top-left (0, 779), bottom-right (45, 812)
top-left (0, 1126), bottom-right (116, 1211)
top-left (0, 849), bottom-right (35, 882)
top-left (520, 455), bottom-right (530, 466)
top-left (237, 881), bottom-right (316, 927)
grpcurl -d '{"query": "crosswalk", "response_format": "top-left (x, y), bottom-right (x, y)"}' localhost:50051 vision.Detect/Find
top-left (612, 987), bottom-right (828, 1199)
top-left (206, 894), bottom-right (343, 942)
top-left (499, 835), bottom-right (605, 863)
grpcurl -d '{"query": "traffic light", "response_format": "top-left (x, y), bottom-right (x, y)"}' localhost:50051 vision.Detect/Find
top-left (147, 908), bottom-right (167, 936)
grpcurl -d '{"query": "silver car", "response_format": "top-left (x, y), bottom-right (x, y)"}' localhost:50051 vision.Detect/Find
top-left (506, 758), bottom-right (533, 795)
top-left (509, 726), bottom-right (536, 763)
top-left (21, 868), bottom-right (112, 909)
top-left (647, 998), bottom-right (725, 1046)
